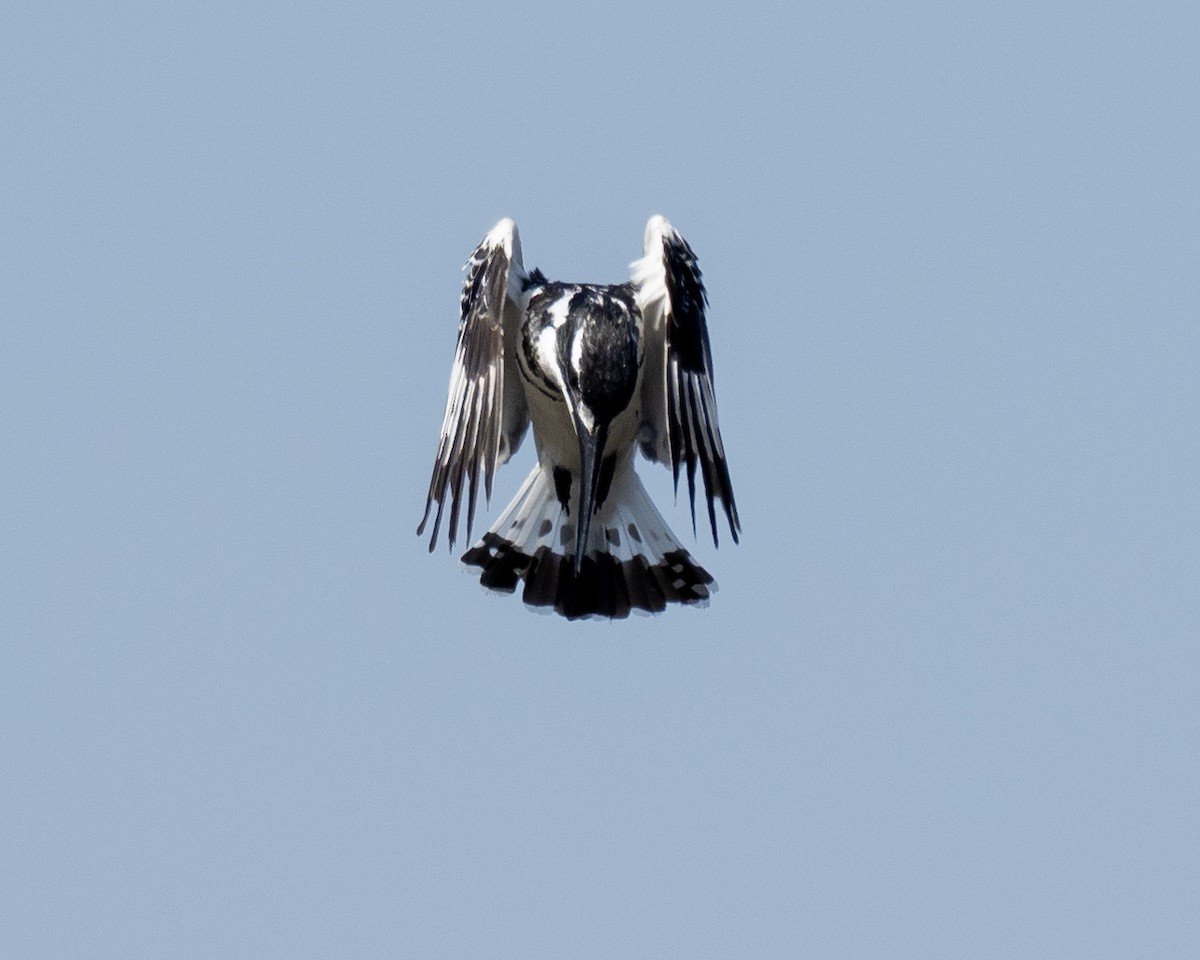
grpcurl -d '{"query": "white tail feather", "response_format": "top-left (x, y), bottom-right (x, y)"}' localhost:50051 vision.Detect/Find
top-left (461, 461), bottom-right (713, 619)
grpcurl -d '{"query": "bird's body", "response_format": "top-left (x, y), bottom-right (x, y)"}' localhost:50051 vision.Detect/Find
top-left (517, 282), bottom-right (643, 480)
top-left (420, 217), bottom-right (739, 619)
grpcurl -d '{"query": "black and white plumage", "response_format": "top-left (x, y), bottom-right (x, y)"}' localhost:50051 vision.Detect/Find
top-left (418, 216), bottom-right (740, 620)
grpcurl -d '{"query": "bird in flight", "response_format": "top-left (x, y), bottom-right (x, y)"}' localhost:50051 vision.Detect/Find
top-left (419, 216), bottom-right (739, 619)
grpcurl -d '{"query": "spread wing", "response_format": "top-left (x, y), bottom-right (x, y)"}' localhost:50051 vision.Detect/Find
top-left (631, 215), bottom-right (740, 546)
top-left (418, 219), bottom-right (530, 550)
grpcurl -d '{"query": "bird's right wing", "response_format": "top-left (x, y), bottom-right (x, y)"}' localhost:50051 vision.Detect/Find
top-left (418, 219), bottom-right (531, 550)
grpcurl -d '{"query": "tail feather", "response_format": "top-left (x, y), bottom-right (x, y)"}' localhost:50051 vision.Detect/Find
top-left (461, 463), bottom-right (713, 620)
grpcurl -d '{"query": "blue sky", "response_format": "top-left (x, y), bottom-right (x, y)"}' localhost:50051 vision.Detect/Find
top-left (3, 2), bottom-right (1197, 957)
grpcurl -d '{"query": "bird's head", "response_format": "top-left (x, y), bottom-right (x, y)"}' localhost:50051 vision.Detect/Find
top-left (556, 291), bottom-right (639, 573)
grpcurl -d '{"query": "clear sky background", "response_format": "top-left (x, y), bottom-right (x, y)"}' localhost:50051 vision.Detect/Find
top-left (3, 2), bottom-right (1197, 957)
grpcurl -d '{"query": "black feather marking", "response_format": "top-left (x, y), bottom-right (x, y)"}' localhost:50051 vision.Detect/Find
top-left (461, 534), bottom-right (711, 620)
top-left (553, 466), bottom-right (572, 513)
top-left (523, 546), bottom-right (564, 608)
top-left (660, 234), bottom-right (711, 375)
top-left (657, 230), bottom-right (741, 547)
top-left (462, 532), bottom-right (530, 593)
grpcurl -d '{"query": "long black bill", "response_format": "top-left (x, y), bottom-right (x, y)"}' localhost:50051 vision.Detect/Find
top-left (573, 418), bottom-right (609, 574)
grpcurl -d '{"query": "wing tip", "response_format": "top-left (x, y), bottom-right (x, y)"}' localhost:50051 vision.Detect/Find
top-left (643, 214), bottom-right (675, 252)
top-left (484, 217), bottom-right (520, 259)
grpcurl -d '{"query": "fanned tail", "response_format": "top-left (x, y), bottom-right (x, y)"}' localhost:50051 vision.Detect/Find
top-left (461, 463), bottom-right (713, 620)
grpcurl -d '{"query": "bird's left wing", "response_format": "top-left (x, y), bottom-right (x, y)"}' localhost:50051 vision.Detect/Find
top-left (631, 215), bottom-right (740, 546)
top-left (419, 219), bottom-right (530, 550)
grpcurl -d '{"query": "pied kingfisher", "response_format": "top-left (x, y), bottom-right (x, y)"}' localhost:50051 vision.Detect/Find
top-left (419, 216), bottom-right (740, 619)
